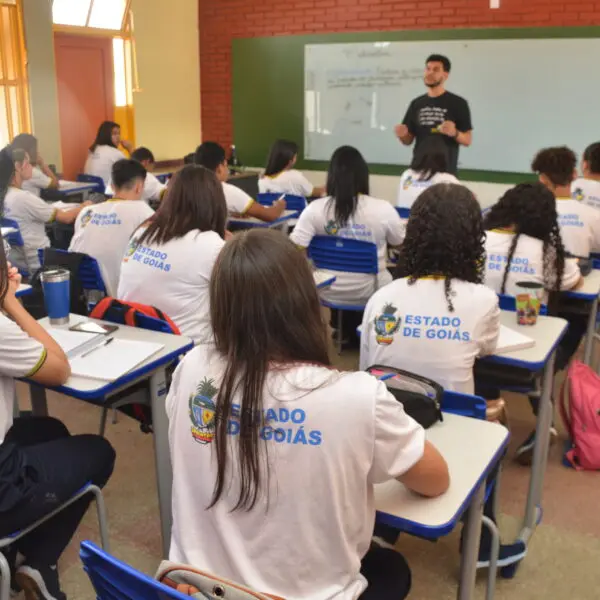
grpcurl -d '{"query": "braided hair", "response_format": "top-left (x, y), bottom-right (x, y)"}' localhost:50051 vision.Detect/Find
top-left (397, 183), bottom-right (485, 311)
top-left (483, 183), bottom-right (565, 294)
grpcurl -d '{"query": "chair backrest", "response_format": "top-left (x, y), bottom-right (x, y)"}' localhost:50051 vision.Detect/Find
top-left (395, 207), bottom-right (410, 219)
top-left (308, 235), bottom-right (378, 275)
top-left (257, 192), bottom-right (307, 214)
top-left (1, 217), bottom-right (25, 247)
top-left (77, 174), bottom-right (105, 194)
top-left (497, 293), bottom-right (548, 316)
top-left (80, 541), bottom-right (189, 600)
top-left (136, 313), bottom-right (176, 334)
top-left (40, 248), bottom-right (107, 294)
top-left (441, 390), bottom-right (486, 420)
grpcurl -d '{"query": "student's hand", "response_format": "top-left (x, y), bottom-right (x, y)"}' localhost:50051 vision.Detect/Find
top-left (121, 140), bottom-right (134, 153)
top-left (6, 262), bottom-right (21, 296)
top-left (36, 153), bottom-right (47, 168)
top-left (274, 198), bottom-right (286, 213)
top-left (394, 124), bottom-right (409, 139)
top-left (81, 200), bottom-right (94, 208)
top-left (439, 120), bottom-right (457, 137)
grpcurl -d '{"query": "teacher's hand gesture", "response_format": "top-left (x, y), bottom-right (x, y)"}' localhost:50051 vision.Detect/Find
top-left (394, 124), bottom-right (409, 139)
top-left (439, 120), bottom-right (457, 138)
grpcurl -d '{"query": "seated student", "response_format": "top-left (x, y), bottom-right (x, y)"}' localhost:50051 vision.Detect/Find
top-left (572, 142), bottom-right (600, 210)
top-left (107, 147), bottom-right (166, 203)
top-left (194, 142), bottom-right (285, 222)
top-left (532, 145), bottom-right (600, 257)
top-left (258, 139), bottom-right (324, 198)
top-left (360, 183), bottom-right (525, 567)
top-left (396, 136), bottom-right (458, 209)
top-left (11, 134), bottom-right (59, 197)
top-left (69, 159), bottom-right (154, 296)
top-left (84, 121), bottom-right (133, 186)
top-left (118, 165), bottom-right (226, 344)
top-left (166, 228), bottom-right (449, 600)
top-left (2, 147), bottom-right (88, 273)
top-left (483, 183), bottom-right (584, 463)
top-left (290, 145), bottom-right (405, 305)
top-left (0, 242), bottom-right (115, 600)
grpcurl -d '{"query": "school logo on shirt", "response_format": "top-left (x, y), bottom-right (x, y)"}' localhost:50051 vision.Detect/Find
top-left (80, 209), bottom-right (94, 228)
top-left (374, 303), bottom-right (402, 345)
top-left (189, 377), bottom-right (218, 445)
top-left (123, 238), bottom-right (139, 263)
top-left (573, 187), bottom-right (584, 202)
top-left (403, 176), bottom-right (414, 190)
top-left (324, 220), bottom-right (339, 236)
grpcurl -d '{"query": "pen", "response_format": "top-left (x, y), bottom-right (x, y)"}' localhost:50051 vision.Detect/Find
top-left (80, 337), bottom-right (114, 359)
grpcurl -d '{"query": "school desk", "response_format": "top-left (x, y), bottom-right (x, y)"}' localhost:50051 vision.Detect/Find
top-left (1, 227), bottom-right (17, 237)
top-left (227, 209), bottom-right (298, 230)
top-left (42, 181), bottom-right (98, 203)
top-left (483, 311), bottom-right (567, 561)
top-left (563, 269), bottom-right (600, 365)
top-left (376, 413), bottom-right (509, 600)
top-left (22, 315), bottom-right (194, 557)
top-left (15, 284), bottom-right (32, 298)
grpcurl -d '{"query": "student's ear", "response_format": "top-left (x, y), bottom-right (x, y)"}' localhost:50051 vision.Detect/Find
top-left (135, 179), bottom-right (145, 196)
top-left (572, 168), bottom-right (578, 181)
top-left (289, 155), bottom-right (297, 168)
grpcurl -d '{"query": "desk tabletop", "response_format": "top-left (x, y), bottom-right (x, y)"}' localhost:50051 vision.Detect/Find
top-left (228, 209), bottom-right (298, 227)
top-left (375, 413), bottom-right (509, 536)
top-left (16, 284), bottom-right (32, 298)
top-left (58, 181), bottom-right (98, 193)
top-left (565, 269), bottom-right (600, 300)
top-left (34, 315), bottom-right (193, 400)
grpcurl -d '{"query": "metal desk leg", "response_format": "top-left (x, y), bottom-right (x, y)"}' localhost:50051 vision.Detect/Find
top-left (520, 350), bottom-right (556, 542)
top-left (149, 367), bottom-right (172, 558)
top-left (29, 384), bottom-right (49, 416)
top-left (457, 483), bottom-right (485, 600)
top-left (583, 296), bottom-right (599, 365)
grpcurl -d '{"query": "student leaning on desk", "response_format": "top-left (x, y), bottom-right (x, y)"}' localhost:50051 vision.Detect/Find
top-left (0, 239), bottom-right (115, 600)
top-left (11, 134), bottom-right (59, 198)
top-left (166, 229), bottom-right (449, 600)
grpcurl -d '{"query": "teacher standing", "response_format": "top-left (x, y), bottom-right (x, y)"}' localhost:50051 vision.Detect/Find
top-left (395, 54), bottom-right (472, 175)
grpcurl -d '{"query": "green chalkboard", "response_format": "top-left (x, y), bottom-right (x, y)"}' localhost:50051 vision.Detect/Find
top-left (232, 26), bottom-right (600, 183)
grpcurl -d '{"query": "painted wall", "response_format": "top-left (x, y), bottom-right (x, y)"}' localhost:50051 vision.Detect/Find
top-left (21, 0), bottom-right (62, 169)
top-left (131, 0), bottom-right (201, 161)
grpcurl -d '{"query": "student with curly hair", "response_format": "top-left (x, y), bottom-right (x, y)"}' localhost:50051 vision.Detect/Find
top-left (360, 183), bottom-right (525, 568)
top-left (483, 183), bottom-right (583, 463)
top-left (532, 145), bottom-right (600, 257)
top-left (572, 142), bottom-right (600, 210)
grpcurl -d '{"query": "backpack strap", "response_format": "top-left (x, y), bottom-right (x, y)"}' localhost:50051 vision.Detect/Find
top-left (559, 375), bottom-right (573, 441)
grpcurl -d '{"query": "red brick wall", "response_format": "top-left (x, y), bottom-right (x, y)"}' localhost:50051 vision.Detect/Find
top-left (199, 0), bottom-right (600, 146)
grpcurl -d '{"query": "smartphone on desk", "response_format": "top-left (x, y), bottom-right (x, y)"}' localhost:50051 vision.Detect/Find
top-left (69, 321), bottom-right (119, 335)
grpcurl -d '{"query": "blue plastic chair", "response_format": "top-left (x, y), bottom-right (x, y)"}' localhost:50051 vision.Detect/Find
top-left (442, 390), bottom-right (487, 420)
top-left (1, 217), bottom-right (29, 278)
top-left (395, 207), bottom-right (410, 219)
top-left (80, 541), bottom-right (189, 600)
top-left (257, 192), bottom-right (307, 215)
top-left (39, 248), bottom-right (107, 295)
top-left (308, 235), bottom-right (378, 353)
top-left (77, 174), bottom-right (105, 194)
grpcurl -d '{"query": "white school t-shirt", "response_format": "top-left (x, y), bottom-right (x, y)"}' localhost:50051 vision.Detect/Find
top-left (22, 167), bottom-right (53, 197)
top-left (167, 344), bottom-right (425, 600)
top-left (3, 186), bottom-right (56, 271)
top-left (69, 200), bottom-right (154, 296)
top-left (360, 278), bottom-right (500, 394)
top-left (222, 182), bottom-right (254, 215)
top-left (106, 172), bottom-right (166, 203)
top-left (555, 197), bottom-right (600, 258)
top-left (572, 178), bottom-right (600, 211)
top-left (258, 169), bottom-right (314, 197)
top-left (484, 230), bottom-right (581, 299)
top-left (290, 195), bottom-right (405, 305)
top-left (84, 145), bottom-right (126, 185)
top-left (117, 229), bottom-right (225, 344)
top-left (0, 313), bottom-right (46, 443)
top-left (396, 169), bottom-right (459, 209)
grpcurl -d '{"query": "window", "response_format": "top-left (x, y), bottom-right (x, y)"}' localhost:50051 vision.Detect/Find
top-left (52, 0), bottom-right (130, 32)
top-left (0, 0), bottom-right (30, 147)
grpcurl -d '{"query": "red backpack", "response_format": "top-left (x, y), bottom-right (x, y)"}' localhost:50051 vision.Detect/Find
top-left (560, 360), bottom-right (600, 471)
top-left (89, 298), bottom-right (181, 335)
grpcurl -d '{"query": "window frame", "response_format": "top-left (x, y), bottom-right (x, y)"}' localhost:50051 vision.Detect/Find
top-left (52, 0), bottom-right (132, 35)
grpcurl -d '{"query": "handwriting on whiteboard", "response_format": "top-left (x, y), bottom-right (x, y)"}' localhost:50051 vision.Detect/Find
top-left (327, 67), bottom-right (422, 90)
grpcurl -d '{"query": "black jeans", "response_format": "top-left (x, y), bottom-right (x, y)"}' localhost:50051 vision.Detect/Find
top-left (359, 544), bottom-right (411, 599)
top-left (0, 417), bottom-right (115, 566)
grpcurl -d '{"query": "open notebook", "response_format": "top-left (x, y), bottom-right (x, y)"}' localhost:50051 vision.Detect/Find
top-left (495, 325), bottom-right (536, 354)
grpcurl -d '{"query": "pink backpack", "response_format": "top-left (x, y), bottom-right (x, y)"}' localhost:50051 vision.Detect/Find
top-left (559, 360), bottom-right (600, 470)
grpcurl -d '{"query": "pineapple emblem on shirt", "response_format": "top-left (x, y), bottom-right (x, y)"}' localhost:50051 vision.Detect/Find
top-left (374, 303), bottom-right (401, 345)
top-left (324, 220), bottom-right (339, 236)
top-left (573, 187), bottom-right (584, 202)
top-left (189, 377), bottom-right (218, 444)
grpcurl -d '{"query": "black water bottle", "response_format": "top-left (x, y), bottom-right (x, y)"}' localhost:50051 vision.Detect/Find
top-left (228, 145), bottom-right (242, 174)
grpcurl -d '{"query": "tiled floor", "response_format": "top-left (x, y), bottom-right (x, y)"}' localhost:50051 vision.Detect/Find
top-left (13, 348), bottom-right (600, 599)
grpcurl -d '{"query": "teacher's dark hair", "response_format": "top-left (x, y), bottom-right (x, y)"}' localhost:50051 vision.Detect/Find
top-left (138, 165), bottom-right (227, 246)
top-left (209, 229), bottom-right (331, 511)
top-left (531, 146), bottom-right (576, 187)
top-left (483, 183), bottom-right (565, 294)
top-left (410, 136), bottom-right (450, 180)
top-left (397, 183), bottom-right (484, 311)
top-left (90, 121), bottom-right (120, 153)
top-left (426, 54), bottom-right (451, 72)
top-left (326, 145), bottom-right (369, 227)
top-left (264, 139), bottom-right (298, 177)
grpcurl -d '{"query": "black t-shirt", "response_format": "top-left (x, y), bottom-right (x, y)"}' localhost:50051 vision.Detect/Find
top-left (402, 91), bottom-right (472, 175)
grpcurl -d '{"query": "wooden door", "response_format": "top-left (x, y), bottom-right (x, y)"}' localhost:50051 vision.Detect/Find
top-left (54, 34), bottom-right (114, 180)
